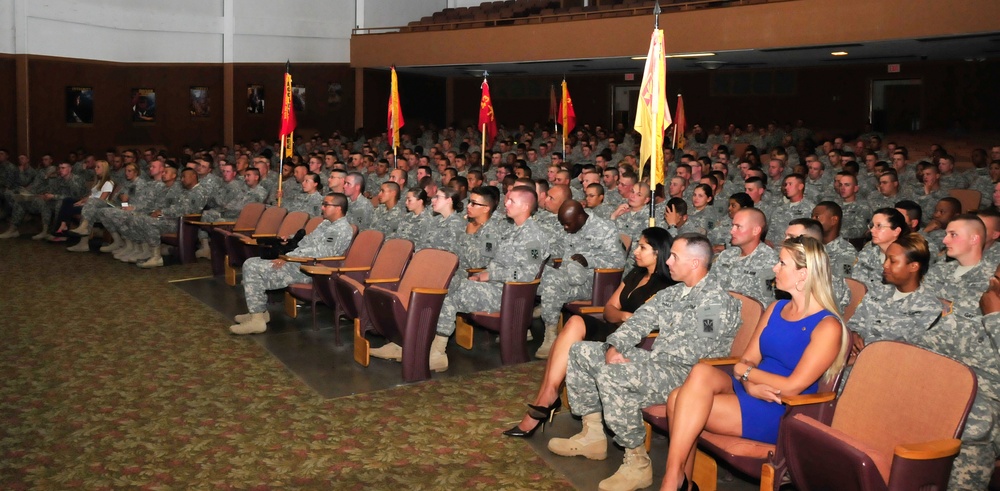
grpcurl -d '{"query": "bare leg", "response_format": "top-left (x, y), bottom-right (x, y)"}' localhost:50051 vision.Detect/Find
top-left (514, 315), bottom-right (588, 431)
top-left (660, 364), bottom-right (742, 491)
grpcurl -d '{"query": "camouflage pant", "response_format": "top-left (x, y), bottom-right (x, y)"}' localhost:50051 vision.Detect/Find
top-left (539, 262), bottom-right (592, 328)
top-left (435, 277), bottom-right (503, 336)
top-left (4, 192), bottom-right (54, 228)
top-left (81, 199), bottom-right (114, 225)
top-left (949, 392), bottom-right (1000, 490)
top-left (122, 214), bottom-right (177, 246)
top-left (242, 257), bottom-right (310, 313)
top-left (565, 341), bottom-right (686, 449)
top-left (94, 208), bottom-right (134, 234)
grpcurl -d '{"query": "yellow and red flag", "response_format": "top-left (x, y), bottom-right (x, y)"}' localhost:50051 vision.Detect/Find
top-left (673, 94), bottom-right (686, 150)
top-left (634, 29), bottom-right (671, 185)
top-left (558, 80), bottom-right (576, 134)
top-left (479, 78), bottom-right (497, 148)
top-left (279, 61), bottom-right (297, 158)
top-left (387, 66), bottom-right (405, 149)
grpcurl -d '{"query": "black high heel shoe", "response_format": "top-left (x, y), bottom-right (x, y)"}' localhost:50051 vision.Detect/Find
top-left (502, 397), bottom-right (562, 438)
top-left (678, 475), bottom-right (700, 491)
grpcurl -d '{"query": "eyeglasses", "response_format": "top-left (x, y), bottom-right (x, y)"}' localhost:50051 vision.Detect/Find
top-left (869, 223), bottom-right (893, 231)
top-left (321, 203), bottom-right (337, 208)
top-left (468, 201), bottom-right (487, 207)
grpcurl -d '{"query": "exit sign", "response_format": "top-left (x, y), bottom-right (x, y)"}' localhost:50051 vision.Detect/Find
top-left (887, 64), bottom-right (901, 73)
top-left (624, 73), bottom-right (635, 81)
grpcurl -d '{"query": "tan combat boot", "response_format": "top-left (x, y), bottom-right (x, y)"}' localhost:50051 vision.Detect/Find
top-left (597, 446), bottom-right (652, 491)
top-left (547, 412), bottom-right (608, 460)
top-left (370, 342), bottom-right (403, 361)
top-left (229, 312), bottom-right (267, 335)
top-left (429, 335), bottom-right (449, 372)
top-left (535, 324), bottom-right (558, 359)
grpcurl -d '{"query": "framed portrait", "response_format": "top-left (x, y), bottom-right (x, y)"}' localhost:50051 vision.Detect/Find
top-left (190, 87), bottom-right (210, 117)
top-left (66, 86), bottom-right (94, 124)
top-left (293, 84), bottom-right (306, 113)
top-left (131, 88), bottom-right (156, 123)
top-left (247, 84), bottom-right (265, 114)
top-left (327, 82), bottom-right (342, 109)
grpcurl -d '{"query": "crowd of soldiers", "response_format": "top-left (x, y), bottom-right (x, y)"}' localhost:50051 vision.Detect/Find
top-left (2, 120), bottom-right (1000, 489)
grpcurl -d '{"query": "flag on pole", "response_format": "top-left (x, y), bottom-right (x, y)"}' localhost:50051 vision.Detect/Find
top-left (634, 29), bottom-right (671, 185)
top-left (279, 61), bottom-right (297, 158)
top-left (549, 84), bottom-right (558, 122)
top-left (387, 66), bottom-right (405, 149)
top-left (558, 80), bottom-right (576, 135)
top-left (479, 78), bottom-right (497, 148)
top-left (673, 94), bottom-right (686, 150)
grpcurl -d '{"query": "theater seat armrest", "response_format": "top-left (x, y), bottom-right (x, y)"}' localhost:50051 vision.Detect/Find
top-left (411, 287), bottom-right (448, 295)
top-left (337, 266), bottom-right (372, 273)
top-left (895, 439), bottom-right (962, 460)
top-left (316, 255), bottom-right (346, 262)
top-left (186, 220), bottom-right (211, 226)
top-left (280, 255), bottom-right (313, 263)
top-left (699, 356), bottom-right (740, 366)
top-left (365, 277), bottom-right (401, 284)
top-left (780, 392), bottom-right (836, 406)
top-left (183, 213), bottom-right (202, 219)
top-left (240, 237), bottom-right (258, 246)
top-left (301, 265), bottom-right (336, 275)
top-left (577, 306), bottom-right (605, 314)
top-left (466, 268), bottom-right (486, 275)
top-left (228, 224), bottom-right (249, 230)
top-left (252, 233), bottom-right (278, 239)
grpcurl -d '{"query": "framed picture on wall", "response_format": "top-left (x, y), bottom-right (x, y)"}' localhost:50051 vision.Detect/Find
top-left (293, 85), bottom-right (306, 113)
top-left (247, 84), bottom-right (265, 114)
top-left (66, 86), bottom-right (94, 124)
top-left (328, 82), bottom-right (342, 109)
top-left (131, 88), bottom-right (156, 123)
top-left (190, 87), bottom-right (210, 117)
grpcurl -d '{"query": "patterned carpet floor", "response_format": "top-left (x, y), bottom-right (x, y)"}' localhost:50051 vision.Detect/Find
top-left (0, 239), bottom-right (572, 490)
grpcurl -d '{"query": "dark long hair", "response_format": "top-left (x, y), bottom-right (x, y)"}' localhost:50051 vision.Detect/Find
top-left (639, 227), bottom-right (675, 284)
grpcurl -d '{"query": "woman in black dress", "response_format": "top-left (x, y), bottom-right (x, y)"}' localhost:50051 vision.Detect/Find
top-left (504, 227), bottom-right (676, 437)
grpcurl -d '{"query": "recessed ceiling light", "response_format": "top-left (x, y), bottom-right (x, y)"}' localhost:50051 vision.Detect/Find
top-left (831, 51), bottom-right (849, 56)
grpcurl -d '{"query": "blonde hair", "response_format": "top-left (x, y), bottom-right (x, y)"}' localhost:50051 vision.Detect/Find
top-left (94, 160), bottom-right (113, 191)
top-left (781, 236), bottom-right (849, 382)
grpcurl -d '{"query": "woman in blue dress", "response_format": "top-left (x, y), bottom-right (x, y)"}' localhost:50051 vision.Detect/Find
top-left (659, 236), bottom-right (849, 491)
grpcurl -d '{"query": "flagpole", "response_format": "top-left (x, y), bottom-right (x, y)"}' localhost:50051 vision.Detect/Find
top-left (277, 136), bottom-right (285, 207)
top-left (648, 2), bottom-right (662, 228)
top-left (561, 76), bottom-right (566, 168)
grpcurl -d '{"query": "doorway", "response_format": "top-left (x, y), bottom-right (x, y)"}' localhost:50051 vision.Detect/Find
top-left (871, 79), bottom-right (923, 133)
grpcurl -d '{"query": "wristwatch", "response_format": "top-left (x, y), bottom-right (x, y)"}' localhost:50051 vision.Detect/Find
top-left (740, 366), bottom-right (753, 382)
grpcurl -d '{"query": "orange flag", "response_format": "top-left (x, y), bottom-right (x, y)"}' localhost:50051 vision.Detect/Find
top-left (558, 80), bottom-right (576, 134)
top-left (479, 78), bottom-right (497, 148)
top-left (387, 66), bottom-right (405, 149)
top-left (279, 61), bottom-right (296, 158)
top-left (673, 94), bottom-right (686, 150)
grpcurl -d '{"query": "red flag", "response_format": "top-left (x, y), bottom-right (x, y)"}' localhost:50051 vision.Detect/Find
top-left (558, 80), bottom-right (576, 135)
top-left (549, 84), bottom-right (558, 122)
top-left (279, 61), bottom-right (296, 157)
top-left (479, 79), bottom-right (497, 148)
top-left (387, 66), bottom-right (405, 148)
top-left (673, 94), bottom-right (686, 150)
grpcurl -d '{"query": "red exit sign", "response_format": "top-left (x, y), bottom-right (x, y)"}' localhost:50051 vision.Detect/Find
top-left (887, 64), bottom-right (901, 73)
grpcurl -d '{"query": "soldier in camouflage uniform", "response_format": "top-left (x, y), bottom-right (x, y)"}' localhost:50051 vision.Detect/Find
top-left (370, 182), bottom-right (404, 238)
top-left (764, 174), bottom-right (815, 246)
top-left (414, 188), bottom-right (548, 372)
top-left (283, 173), bottom-right (324, 216)
top-left (712, 208), bottom-right (777, 305)
top-left (833, 172), bottom-right (873, 241)
top-left (130, 168), bottom-right (209, 268)
top-left (811, 202), bottom-right (859, 277)
top-left (455, 186), bottom-right (510, 270)
top-left (344, 172), bottom-right (374, 230)
top-left (548, 234), bottom-right (740, 491)
top-left (115, 163), bottom-right (185, 263)
top-left (850, 208), bottom-right (910, 289)
top-left (392, 187), bottom-right (432, 243)
top-left (0, 162), bottom-right (86, 240)
top-left (230, 193), bottom-right (353, 335)
top-left (414, 187), bottom-right (465, 253)
top-left (583, 183), bottom-right (616, 221)
top-left (533, 184), bottom-right (571, 260)
top-left (612, 182), bottom-right (653, 261)
top-left (921, 217), bottom-right (1000, 490)
top-left (98, 160), bottom-right (166, 257)
top-left (536, 200), bottom-right (624, 359)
